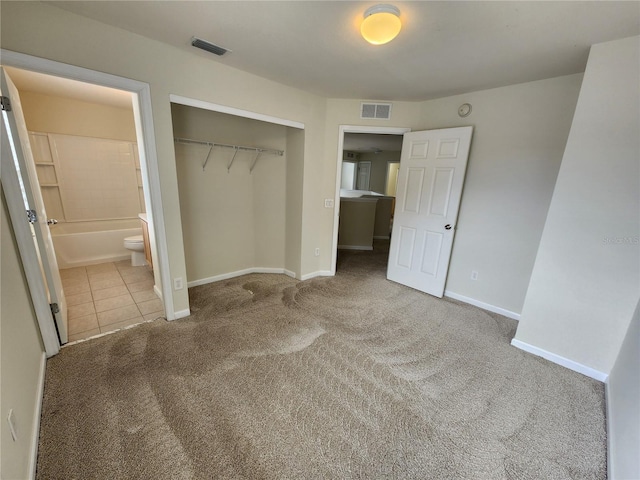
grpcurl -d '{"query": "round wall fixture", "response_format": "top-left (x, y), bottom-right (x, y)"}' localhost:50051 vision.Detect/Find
top-left (458, 103), bottom-right (472, 117)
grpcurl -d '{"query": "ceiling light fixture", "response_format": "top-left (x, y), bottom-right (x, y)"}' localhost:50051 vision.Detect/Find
top-left (360, 4), bottom-right (402, 45)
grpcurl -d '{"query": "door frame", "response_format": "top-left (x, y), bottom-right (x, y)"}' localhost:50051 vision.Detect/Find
top-left (356, 160), bottom-right (372, 190)
top-left (1, 50), bottom-right (175, 350)
top-left (385, 160), bottom-right (401, 196)
top-left (330, 125), bottom-right (410, 275)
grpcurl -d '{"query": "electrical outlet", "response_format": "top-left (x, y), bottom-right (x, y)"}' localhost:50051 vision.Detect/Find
top-left (324, 199), bottom-right (334, 208)
top-left (173, 277), bottom-right (184, 290)
top-left (7, 409), bottom-right (17, 442)
top-left (314, 248), bottom-right (320, 257)
top-left (471, 270), bottom-right (479, 281)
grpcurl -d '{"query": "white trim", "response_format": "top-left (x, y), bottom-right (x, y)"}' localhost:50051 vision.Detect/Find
top-left (28, 352), bottom-right (46, 480)
top-left (186, 267), bottom-right (293, 288)
top-left (444, 290), bottom-right (521, 321)
top-left (173, 309), bottom-right (191, 320)
top-left (331, 125), bottom-right (410, 276)
top-left (169, 94), bottom-right (305, 130)
top-left (605, 381), bottom-right (614, 480)
top-left (1, 100), bottom-right (60, 356)
top-left (153, 284), bottom-right (163, 300)
top-left (300, 270), bottom-right (333, 281)
top-left (58, 255), bottom-right (130, 269)
top-left (0, 49), bottom-right (177, 322)
top-left (337, 245), bottom-right (374, 251)
top-left (510, 339), bottom-right (609, 382)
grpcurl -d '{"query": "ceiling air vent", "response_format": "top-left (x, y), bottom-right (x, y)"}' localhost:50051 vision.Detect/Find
top-left (191, 37), bottom-right (231, 56)
top-left (361, 102), bottom-right (392, 120)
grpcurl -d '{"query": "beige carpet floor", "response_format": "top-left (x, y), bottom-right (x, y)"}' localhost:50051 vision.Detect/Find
top-left (37, 243), bottom-right (606, 479)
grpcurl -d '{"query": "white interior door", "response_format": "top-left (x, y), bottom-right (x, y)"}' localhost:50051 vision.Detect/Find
top-left (357, 161), bottom-right (371, 190)
top-left (387, 126), bottom-right (473, 297)
top-left (1, 67), bottom-right (68, 343)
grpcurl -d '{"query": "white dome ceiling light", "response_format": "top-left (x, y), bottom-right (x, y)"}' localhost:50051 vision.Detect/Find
top-left (360, 4), bottom-right (402, 46)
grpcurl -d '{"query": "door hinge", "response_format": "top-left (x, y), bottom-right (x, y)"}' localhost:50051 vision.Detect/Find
top-left (26, 209), bottom-right (37, 224)
top-left (0, 96), bottom-right (11, 112)
top-left (50, 303), bottom-right (60, 314)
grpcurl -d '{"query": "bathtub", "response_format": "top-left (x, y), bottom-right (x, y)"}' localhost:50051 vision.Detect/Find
top-left (50, 219), bottom-right (142, 269)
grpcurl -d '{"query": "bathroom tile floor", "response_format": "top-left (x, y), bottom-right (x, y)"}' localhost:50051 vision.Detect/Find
top-left (61, 260), bottom-right (165, 343)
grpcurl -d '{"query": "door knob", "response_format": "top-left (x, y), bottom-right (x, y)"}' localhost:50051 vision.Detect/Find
top-left (47, 218), bottom-right (58, 225)
top-left (444, 224), bottom-right (452, 230)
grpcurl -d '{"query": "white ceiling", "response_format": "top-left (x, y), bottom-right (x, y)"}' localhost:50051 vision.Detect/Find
top-left (51, 1), bottom-right (640, 101)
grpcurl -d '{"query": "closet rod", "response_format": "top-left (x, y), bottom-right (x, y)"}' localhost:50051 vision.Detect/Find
top-left (174, 137), bottom-right (284, 157)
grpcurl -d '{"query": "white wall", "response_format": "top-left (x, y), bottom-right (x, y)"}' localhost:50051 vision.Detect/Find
top-left (607, 299), bottom-right (640, 480)
top-left (514, 36), bottom-right (640, 376)
top-left (171, 104), bottom-right (287, 283)
top-left (19, 90), bottom-right (136, 141)
top-left (1, 188), bottom-right (46, 480)
top-left (325, 77), bottom-right (581, 314)
top-left (418, 74), bottom-right (583, 315)
top-left (1, 1), bottom-right (328, 314)
top-left (285, 128), bottom-right (305, 276)
top-left (358, 151), bottom-right (401, 195)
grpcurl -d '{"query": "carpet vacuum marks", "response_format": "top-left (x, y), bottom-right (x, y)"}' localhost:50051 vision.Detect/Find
top-left (37, 249), bottom-right (606, 479)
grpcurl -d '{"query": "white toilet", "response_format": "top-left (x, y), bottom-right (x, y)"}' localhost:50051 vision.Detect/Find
top-left (124, 235), bottom-right (146, 266)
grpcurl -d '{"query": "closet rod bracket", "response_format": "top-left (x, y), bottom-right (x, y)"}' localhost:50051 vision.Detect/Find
top-left (249, 151), bottom-right (262, 173)
top-left (202, 144), bottom-right (214, 171)
top-left (227, 147), bottom-right (239, 173)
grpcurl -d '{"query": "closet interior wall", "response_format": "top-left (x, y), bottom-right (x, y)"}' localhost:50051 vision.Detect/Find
top-left (171, 104), bottom-right (291, 285)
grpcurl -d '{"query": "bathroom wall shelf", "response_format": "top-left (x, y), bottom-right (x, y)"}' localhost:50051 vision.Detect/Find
top-left (174, 137), bottom-right (284, 173)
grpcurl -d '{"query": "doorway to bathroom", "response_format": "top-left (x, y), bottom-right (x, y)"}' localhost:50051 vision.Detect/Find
top-left (3, 66), bottom-right (165, 344)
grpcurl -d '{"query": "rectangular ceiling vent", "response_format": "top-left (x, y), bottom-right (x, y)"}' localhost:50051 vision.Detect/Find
top-left (361, 102), bottom-right (392, 120)
top-left (191, 37), bottom-right (231, 56)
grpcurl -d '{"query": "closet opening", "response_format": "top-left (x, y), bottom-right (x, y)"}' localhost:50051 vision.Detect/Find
top-left (169, 98), bottom-right (305, 297)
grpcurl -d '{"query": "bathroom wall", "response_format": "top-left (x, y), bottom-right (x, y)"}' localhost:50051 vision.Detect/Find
top-left (19, 90), bottom-right (136, 141)
top-left (17, 87), bottom-right (145, 267)
top-left (171, 103), bottom-right (288, 284)
top-left (18, 88), bottom-right (145, 222)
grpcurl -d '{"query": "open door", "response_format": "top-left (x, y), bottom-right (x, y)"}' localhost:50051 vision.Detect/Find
top-left (387, 126), bottom-right (473, 297)
top-left (1, 67), bottom-right (68, 344)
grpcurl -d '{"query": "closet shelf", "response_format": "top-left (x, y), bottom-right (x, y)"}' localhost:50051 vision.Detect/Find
top-left (174, 137), bottom-right (284, 173)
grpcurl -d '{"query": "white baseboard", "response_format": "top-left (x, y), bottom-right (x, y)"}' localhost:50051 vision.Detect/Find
top-left (171, 308), bottom-right (191, 320)
top-left (604, 381), bottom-right (614, 480)
top-left (444, 290), bottom-right (521, 321)
top-left (300, 270), bottom-right (333, 281)
top-left (153, 284), bottom-right (162, 300)
top-left (58, 254), bottom-right (130, 269)
top-left (187, 267), bottom-right (292, 288)
top-left (510, 338), bottom-right (608, 382)
top-left (29, 352), bottom-right (46, 480)
top-left (373, 235), bottom-right (390, 240)
top-left (337, 245), bottom-right (374, 251)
